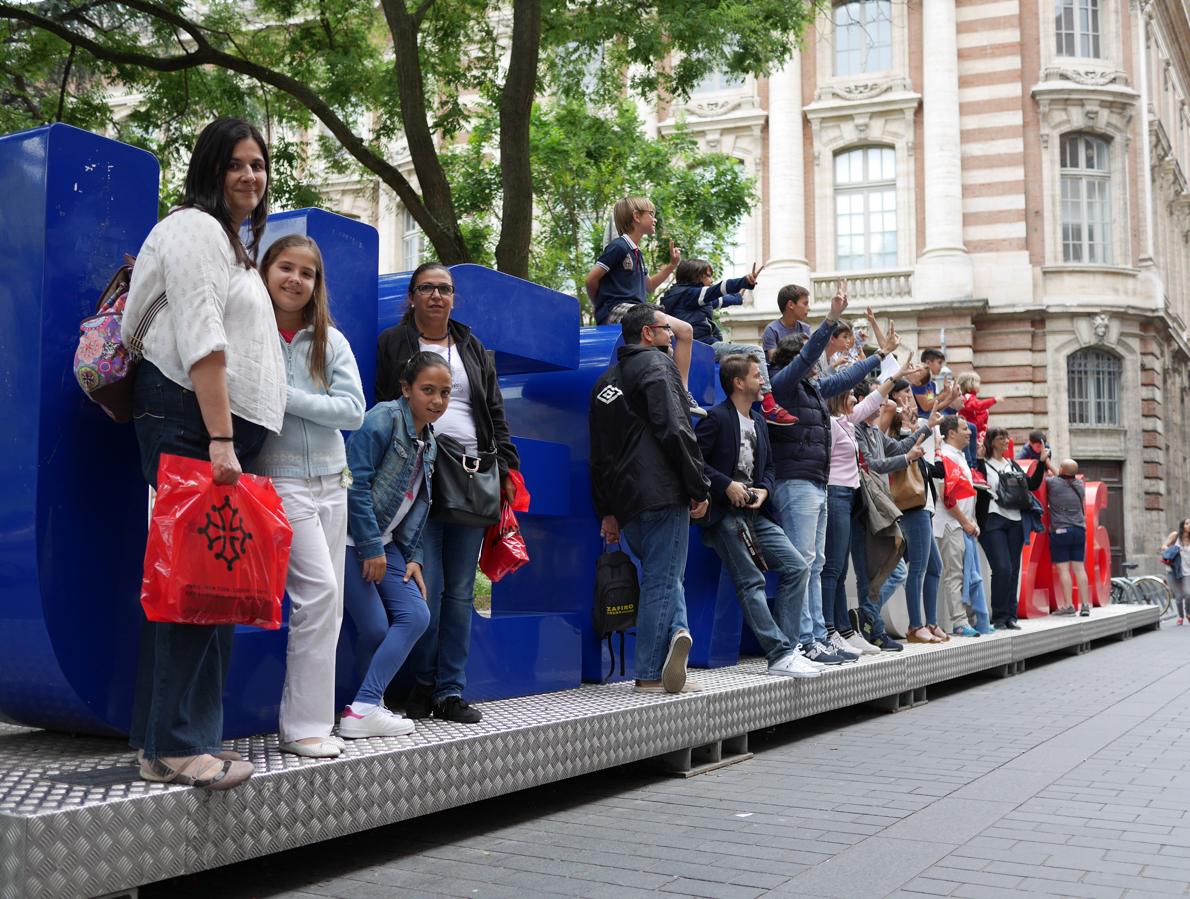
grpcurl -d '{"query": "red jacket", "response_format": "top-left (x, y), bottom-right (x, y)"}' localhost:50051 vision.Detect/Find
top-left (960, 392), bottom-right (997, 432)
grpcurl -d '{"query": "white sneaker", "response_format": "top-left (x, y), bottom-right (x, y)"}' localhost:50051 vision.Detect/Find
top-left (338, 703), bottom-right (416, 739)
top-left (827, 632), bottom-right (862, 661)
top-left (768, 651), bottom-right (821, 678)
top-left (844, 631), bottom-right (882, 655)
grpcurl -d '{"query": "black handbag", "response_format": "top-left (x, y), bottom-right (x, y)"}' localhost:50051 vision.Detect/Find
top-left (430, 433), bottom-right (501, 527)
top-left (992, 460), bottom-right (1032, 511)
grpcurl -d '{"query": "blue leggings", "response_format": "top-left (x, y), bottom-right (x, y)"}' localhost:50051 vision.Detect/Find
top-left (343, 543), bottom-right (431, 706)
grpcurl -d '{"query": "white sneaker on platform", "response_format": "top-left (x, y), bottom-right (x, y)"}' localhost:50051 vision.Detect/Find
top-left (827, 632), bottom-right (861, 662)
top-left (338, 704), bottom-right (416, 739)
top-left (845, 632), bottom-right (882, 655)
top-left (768, 651), bottom-right (821, 678)
top-left (796, 644), bottom-right (827, 669)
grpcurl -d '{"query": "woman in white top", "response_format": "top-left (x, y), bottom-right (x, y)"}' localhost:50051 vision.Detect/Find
top-left (975, 427), bottom-right (1046, 630)
top-left (122, 118), bottom-right (286, 791)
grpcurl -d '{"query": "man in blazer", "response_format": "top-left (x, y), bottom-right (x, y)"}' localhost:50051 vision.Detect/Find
top-left (695, 355), bottom-right (822, 678)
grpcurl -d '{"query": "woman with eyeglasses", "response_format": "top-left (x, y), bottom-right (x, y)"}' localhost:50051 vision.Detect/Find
top-left (373, 263), bottom-right (520, 723)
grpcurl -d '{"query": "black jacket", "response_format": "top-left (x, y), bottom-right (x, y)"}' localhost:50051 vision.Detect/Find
top-left (768, 317), bottom-right (881, 484)
top-left (694, 399), bottom-right (777, 529)
top-left (376, 318), bottom-right (519, 477)
top-left (589, 344), bottom-right (709, 524)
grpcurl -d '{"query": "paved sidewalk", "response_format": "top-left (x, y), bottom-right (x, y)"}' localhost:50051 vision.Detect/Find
top-left (146, 624), bottom-right (1190, 899)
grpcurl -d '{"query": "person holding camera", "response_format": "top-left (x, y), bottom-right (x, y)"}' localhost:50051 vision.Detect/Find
top-left (694, 355), bottom-right (821, 678)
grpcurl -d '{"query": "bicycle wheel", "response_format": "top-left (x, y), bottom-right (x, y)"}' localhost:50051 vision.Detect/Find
top-left (1109, 578), bottom-right (1133, 605)
top-left (1135, 576), bottom-right (1175, 619)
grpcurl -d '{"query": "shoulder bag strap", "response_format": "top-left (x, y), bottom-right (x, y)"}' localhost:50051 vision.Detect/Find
top-left (127, 290), bottom-right (167, 359)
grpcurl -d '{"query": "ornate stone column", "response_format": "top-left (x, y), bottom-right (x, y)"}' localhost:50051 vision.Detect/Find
top-left (912, 0), bottom-right (974, 302)
top-left (754, 53), bottom-right (811, 312)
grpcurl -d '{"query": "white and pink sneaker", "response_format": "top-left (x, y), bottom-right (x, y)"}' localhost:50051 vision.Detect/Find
top-left (338, 703), bottom-right (416, 739)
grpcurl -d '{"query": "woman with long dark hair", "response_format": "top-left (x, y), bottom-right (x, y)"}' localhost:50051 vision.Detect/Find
top-left (1161, 519), bottom-right (1190, 623)
top-left (374, 263), bottom-right (520, 723)
top-left (122, 118), bottom-right (286, 788)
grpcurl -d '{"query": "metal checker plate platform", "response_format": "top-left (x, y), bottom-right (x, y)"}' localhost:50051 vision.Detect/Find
top-left (0, 603), bottom-right (1158, 899)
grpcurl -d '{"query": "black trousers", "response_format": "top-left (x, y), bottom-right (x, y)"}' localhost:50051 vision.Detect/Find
top-left (979, 512), bottom-right (1024, 625)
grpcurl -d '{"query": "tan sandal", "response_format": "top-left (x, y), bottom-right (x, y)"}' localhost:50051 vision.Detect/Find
top-left (140, 753), bottom-right (253, 791)
top-left (927, 625), bottom-right (951, 642)
top-left (907, 627), bottom-right (938, 644)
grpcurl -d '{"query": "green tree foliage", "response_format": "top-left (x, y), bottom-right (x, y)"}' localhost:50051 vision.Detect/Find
top-left (0, 0), bottom-right (809, 279)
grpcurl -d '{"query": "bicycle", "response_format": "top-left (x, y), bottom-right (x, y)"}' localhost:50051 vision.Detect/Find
top-left (1110, 562), bottom-right (1175, 620)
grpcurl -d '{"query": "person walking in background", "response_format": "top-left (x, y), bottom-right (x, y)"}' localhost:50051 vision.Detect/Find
top-left (1162, 519), bottom-right (1190, 624)
top-left (255, 235), bottom-right (365, 758)
top-left (589, 304), bottom-right (710, 693)
top-left (1049, 459), bottom-right (1092, 618)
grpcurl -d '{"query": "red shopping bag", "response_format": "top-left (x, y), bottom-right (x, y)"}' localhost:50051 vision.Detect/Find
top-left (507, 469), bottom-right (531, 512)
top-left (479, 502), bottom-right (530, 582)
top-left (141, 453), bottom-right (293, 629)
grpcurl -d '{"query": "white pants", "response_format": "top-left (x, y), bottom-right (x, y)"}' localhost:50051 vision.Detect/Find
top-left (274, 474), bottom-right (347, 743)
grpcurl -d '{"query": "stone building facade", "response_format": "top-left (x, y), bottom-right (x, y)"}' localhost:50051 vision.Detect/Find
top-left (666, 0), bottom-right (1190, 574)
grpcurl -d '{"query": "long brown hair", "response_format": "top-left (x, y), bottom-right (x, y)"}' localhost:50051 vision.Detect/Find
top-left (260, 235), bottom-right (333, 389)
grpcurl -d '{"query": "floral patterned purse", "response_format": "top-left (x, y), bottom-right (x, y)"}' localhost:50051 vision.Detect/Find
top-left (73, 257), bottom-right (166, 423)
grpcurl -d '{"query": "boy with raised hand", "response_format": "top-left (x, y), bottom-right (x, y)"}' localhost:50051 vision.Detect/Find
top-left (586, 196), bottom-right (704, 416)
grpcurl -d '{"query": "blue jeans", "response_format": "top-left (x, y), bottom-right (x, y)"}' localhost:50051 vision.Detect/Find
top-left (129, 362), bottom-right (268, 758)
top-left (622, 505), bottom-right (691, 681)
top-left (344, 543), bottom-right (431, 706)
top-left (822, 486), bottom-right (857, 632)
top-left (979, 512), bottom-right (1024, 625)
top-left (773, 479), bottom-right (829, 647)
top-left (705, 511), bottom-right (807, 663)
top-left (713, 342), bottom-right (773, 395)
top-left (407, 518), bottom-right (486, 703)
top-left (901, 509), bottom-right (942, 629)
top-left (857, 555), bottom-right (907, 638)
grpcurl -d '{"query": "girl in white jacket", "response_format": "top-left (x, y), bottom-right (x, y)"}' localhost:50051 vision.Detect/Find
top-left (255, 235), bottom-right (365, 758)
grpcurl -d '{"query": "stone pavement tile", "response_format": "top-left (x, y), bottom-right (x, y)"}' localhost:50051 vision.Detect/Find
top-left (882, 797), bottom-right (1020, 845)
top-left (1124, 891), bottom-right (1190, 899)
top-left (1036, 846), bottom-right (1144, 875)
top-left (950, 884), bottom-right (1024, 899)
top-left (487, 870), bottom-right (608, 897)
top-left (1013, 878), bottom-right (1124, 899)
top-left (899, 876), bottom-right (962, 895)
top-left (1083, 872), bottom-right (1187, 895)
top-left (656, 877), bottom-right (765, 899)
top-left (952, 769), bottom-right (1058, 803)
top-left (762, 835), bottom-right (955, 899)
top-left (726, 871), bottom-right (788, 889)
top-left (581, 886), bottom-right (674, 899)
top-left (701, 854), bottom-right (809, 879)
top-left (923, 865), bottom-right (1023, 889)
top-left (1142, 864), bottom-right (1190, 884)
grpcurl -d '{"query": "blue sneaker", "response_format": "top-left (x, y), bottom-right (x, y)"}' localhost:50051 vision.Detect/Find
top-left (951, 625), bottom-right (980, 638)
top-left (871, 633), bottom-right (904, 652)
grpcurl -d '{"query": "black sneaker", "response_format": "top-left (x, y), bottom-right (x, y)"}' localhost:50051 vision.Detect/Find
top-left (404, 682), bottom-right (434, 720)
top-left (433, 695), bottom-right (482, 724)
top-left (871, 633), bottom-right (904, 652)
top-left (1004, 619), bottom-right (1022, 630)
top-left (1080, 605), bottom-right (1091, 617)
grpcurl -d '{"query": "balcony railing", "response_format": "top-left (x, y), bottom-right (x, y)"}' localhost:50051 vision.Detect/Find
top-left (811, 269), bottom-right (914, 305)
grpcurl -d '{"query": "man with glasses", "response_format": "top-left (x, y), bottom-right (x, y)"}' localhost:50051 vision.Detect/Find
top-left (589, 304), bottom-right (710, 693)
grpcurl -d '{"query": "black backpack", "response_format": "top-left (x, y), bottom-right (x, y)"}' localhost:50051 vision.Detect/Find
top-left (993, 460), bottom-right (1032, 511)
top-left (593, 544), bottom-right (639, 680)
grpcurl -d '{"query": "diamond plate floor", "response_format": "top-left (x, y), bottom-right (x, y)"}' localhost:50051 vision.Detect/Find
top-left (0, 603), bottom-right (1159, 899)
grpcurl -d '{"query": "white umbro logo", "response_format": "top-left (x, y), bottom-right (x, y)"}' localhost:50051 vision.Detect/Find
top-left (597, 385), bottom-right (623, 405)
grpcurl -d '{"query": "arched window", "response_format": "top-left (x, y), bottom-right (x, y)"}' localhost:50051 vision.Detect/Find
top-left (1068, 348), bottom-right (1121, 426)
top-left (835, 146), bottom-right (897, 271)
top-left (1060, 133), bottom-right (1112, 264)
top-left (833, 0), bottom-right (893, 76)
top-left (1055, 0), bottom-right (1101, 58)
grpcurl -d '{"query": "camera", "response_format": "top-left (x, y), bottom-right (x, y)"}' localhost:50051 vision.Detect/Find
top-left (745, 488), bottom-right (758, 506)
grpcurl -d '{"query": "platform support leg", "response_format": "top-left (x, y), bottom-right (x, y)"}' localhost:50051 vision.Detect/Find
top-left (653, 734), bottom-right (754, 778)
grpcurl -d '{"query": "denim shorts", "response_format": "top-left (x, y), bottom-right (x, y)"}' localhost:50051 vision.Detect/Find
top-left (1049, 526), bottom-right (1086, 563)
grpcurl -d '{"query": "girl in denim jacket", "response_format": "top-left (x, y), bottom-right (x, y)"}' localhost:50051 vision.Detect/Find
top-left (256, 235), bottom-right (366, 758)
top-left (340, 352), bottom-right (450, 739)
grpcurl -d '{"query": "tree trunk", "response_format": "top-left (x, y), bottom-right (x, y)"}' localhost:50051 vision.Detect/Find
top-left (493, 0), bottom-right (540, 277)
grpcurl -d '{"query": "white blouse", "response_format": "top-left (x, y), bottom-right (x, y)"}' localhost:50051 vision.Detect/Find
top-left (984, 456), bottom-right (1023, 522)
top-left (122, 208), bottom-right (286, 433)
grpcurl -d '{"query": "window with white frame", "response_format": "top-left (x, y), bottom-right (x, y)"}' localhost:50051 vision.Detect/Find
top-left (1068, 348), bottom-right (1121, 425)
top-left (833, 0), bottom-right (893, 77)
top-left (1060, 133), bottom-right (1112, 264)
top-left (1054, 0), bottom-right (1101, 58)
top-left (692, 69), bottom-right (744, 95)
top-left (834, 146), bottom-right (897, 271)
top-left (402, 207), bottom-right (424, 271)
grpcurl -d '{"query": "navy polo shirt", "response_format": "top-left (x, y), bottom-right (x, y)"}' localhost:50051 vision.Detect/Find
top-left (593, 235), bottom-right (648, 324)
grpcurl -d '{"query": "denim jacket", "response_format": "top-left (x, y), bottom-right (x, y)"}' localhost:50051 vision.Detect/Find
top-left (345, 397), bottom-right (438, 564)
top-left (254, 326), bottom-right (366, 478)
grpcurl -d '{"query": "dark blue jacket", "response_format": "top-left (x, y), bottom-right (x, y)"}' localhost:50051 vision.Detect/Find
top-left (660, 275), bottom-right (751, 344)
top-left (694, 398), bottom-right (777, 529)
top-left (768, 317), bottom-right (881, 484)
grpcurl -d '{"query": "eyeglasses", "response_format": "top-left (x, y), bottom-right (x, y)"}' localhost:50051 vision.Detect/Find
top-left (413, 283), bottom-right (454, 297)
top-left (645, 323), bottom-right (674, 333)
